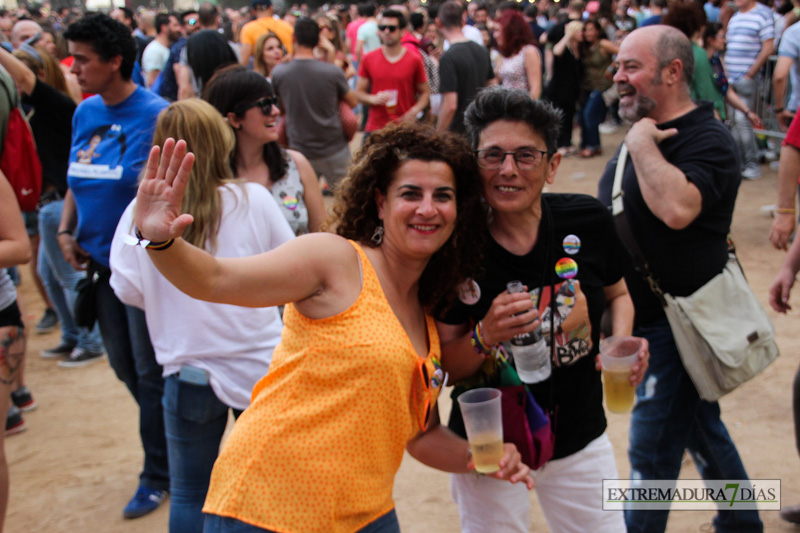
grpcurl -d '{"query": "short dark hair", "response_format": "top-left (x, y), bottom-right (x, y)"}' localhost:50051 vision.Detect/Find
top-left (465, 86), bottom-right (563, 154)
top-left (294, 17), bottom-right (319, 48)
top-left (437, 0), bottom-right (463, 29)
top-left (181, 10), bottom-right (199, 25)
top-left (524, 4), bottom-right (538, 18)
top-left (155, 12), bottom-right (171, 34)
top-left (380, 9), bottom-right (406, 29)
top-left (64, 13), bottom-right (137, 81)
top-left (199, 2), bottom-right (218, 27)
top-left (410, 11), bottom-right (425, 31)
top-left (358, 2), bottom-right (376, 17)
top-left (118, 7), bottom-right (136, 29)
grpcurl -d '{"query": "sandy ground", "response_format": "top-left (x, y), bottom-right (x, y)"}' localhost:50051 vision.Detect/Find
top-left (7, 127), bottom-right (800, 532)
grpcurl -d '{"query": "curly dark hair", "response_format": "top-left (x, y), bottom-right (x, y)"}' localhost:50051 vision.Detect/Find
top-left (465, 86), bottom-right (563, 154)
top-left (63, 12), bottom-right (137, 81)
top-left (202, 64), bottom-right (288, 183)
top-left (497, 10), bottom-right (534, 57)
top-left (333, 122), bottom-right (487, 313)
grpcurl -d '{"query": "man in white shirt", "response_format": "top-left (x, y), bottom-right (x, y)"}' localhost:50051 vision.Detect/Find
top-left (141, 12), bottom-right (182, 87)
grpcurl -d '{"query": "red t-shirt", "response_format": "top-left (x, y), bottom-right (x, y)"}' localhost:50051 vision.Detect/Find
top-left (358, 48), bottom-right (426, 132)
top-left (346, 18), bottom-right (366, 57)
top-left (782, 116), bottom-right (800, 185)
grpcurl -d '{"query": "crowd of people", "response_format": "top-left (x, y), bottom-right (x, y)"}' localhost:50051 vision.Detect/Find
top-left (1, 0), bottom-right (799, 531)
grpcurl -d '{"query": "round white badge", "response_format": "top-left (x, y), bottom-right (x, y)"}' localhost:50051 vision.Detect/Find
top-left (458, 279), bottom-right (481, 305)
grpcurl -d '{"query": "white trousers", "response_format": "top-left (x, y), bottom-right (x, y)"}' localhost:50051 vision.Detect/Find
top-left (451, 433), bottom-right (626, 533)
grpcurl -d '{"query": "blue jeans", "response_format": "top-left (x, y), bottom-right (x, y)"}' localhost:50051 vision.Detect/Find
top-left (94, 267), bottom-right (169, 492)
top-left (164, 374), bottom-right (242, 533)
top-left (36, 200), bottom-right (104, 352)
top-left (731, 77), bottom-right (759, 170)
top-left (578, 89), bottom-right (607, 150)
top-left (203, 509), bottom-right (401, 533)
top-left (626, 318), bottom-right (763, 533)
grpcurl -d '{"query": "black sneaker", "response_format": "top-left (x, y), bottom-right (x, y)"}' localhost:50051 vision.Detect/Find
top-left (11, 386), bottom-right (36, 412)
top-left (5, 405), bottom-right (26, 436)
top-left (35, 308), bottom-right (59, 334)
top-left (57, 347), bottom-right (105, 368)
top-left (40, 342), bottom-right (76, 359)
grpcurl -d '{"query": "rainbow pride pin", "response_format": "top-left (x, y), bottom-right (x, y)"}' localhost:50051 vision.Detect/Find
top-left (555, 257), bottom-right (578, 279)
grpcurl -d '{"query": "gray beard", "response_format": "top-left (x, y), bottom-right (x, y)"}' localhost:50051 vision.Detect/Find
top-left (619, 94), bottom-right (658, 123)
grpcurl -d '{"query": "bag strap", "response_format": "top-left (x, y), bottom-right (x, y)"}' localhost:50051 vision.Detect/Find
top-left (610, 143), bottom-right (667, 306)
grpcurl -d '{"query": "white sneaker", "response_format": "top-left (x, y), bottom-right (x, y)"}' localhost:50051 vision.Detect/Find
top-left (741, 165), bottom-right (762, 180)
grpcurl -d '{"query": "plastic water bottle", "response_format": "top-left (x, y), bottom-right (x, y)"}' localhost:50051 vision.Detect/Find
top-left (506, 281), bottom-right (552, 384)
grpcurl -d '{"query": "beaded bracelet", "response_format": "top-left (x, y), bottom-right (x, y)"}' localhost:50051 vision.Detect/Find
top-left (469, 321), bottom-right (494, 356)
top-left (135, 228), bottom-right (175, 251)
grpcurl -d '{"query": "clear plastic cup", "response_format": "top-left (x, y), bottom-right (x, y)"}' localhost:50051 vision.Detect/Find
top-left (457, 388), bottom-right (504, 473)
top-left (599, 336), bottom-right (640, 414)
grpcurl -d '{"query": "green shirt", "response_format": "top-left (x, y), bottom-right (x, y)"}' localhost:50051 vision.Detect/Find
top-left (690, 43), bottom-right (726, 120)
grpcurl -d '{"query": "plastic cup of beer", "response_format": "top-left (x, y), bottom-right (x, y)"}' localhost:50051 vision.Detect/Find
top-left (599, 336), bottom-right (640, 414)
top-left (457, 388), bottom-right (504, 474)
top-left (384, 89), bottom-right (399, 114)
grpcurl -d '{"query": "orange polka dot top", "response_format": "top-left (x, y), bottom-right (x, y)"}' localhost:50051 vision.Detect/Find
top-left (203, 240), bottom-right (439, 533)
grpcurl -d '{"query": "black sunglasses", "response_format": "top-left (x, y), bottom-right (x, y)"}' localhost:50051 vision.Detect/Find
top-left (235, 96), bottom-right (279, 115)
top-left (378, 24), bottom-right (398, 32)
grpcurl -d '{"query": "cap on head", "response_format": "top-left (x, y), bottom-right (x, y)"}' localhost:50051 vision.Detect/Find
top-left (251, 0), bottom-right (272, 9)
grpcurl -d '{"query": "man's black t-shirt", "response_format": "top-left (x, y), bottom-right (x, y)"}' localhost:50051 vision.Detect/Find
top-left (22, 79), bottom-right (75, 194)
top-left (440, 194), bottom-right (628, 460)
top-left (438, 41), bottom-right (494, 134)
top-left (597, 102), bottom-right (740, 326)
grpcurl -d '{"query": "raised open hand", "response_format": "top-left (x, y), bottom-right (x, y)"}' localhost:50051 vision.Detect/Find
top-left (134, 138), bottom-right (195, 243)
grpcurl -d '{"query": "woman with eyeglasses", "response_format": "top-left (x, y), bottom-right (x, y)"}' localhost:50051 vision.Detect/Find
top-left (203, 65), bottom-right (325, 235)
top-left (131, 121), bottom-right (533, 533)
top-left (109, 99), bottom-right (294, 533)
top-left (436, 87), bottom-right (648, 533)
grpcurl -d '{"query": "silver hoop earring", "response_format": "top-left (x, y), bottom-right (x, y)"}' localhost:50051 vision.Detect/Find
top-left (371, 225), bottom-right (384, 246)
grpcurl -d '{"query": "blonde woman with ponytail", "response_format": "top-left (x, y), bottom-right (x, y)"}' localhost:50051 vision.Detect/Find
top-left (108, 99), bottom-right (294, 533)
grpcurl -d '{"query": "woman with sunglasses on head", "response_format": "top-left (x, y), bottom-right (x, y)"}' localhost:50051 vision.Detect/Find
top-left (315, 14), bottom-right (356, 79)
top-left (132, 122), bottom-right (533, 533)
top-left (253, 31), bottom-right (286, 80)
top-left (203, 65), bottom-right (325, 235)
top-left (436, 87), bottom-right (648, 533)
top-left (109, 99), bottom-right (294, 533)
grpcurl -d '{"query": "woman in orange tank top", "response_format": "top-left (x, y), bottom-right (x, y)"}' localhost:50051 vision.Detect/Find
top-left (131, 123), bottom-right (535, 533)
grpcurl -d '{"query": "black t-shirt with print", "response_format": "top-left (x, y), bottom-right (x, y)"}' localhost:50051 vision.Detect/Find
top-left (440, 193), bottom-right (628, 460)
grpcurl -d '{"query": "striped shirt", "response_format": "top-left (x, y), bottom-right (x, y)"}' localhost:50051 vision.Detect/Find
top-left (724, 2), bottom-right (774, 83)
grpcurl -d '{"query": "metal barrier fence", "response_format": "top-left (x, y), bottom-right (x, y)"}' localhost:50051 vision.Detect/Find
top-left (752, 54), bottom-right (786, 141)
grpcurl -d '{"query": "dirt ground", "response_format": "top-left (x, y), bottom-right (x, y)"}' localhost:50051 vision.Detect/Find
top-left (7, 127), bottom-right (800, 532)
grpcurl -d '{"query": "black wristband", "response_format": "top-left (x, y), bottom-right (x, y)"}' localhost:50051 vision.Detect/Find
top-left (56, 229), bottom-right (72, 236)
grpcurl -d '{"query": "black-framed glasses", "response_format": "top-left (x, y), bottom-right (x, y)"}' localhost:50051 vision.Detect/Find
top-left (235, 96), bottom-right (279, 115)
top-left (474, 148), bottom-right (550, 170)
top-left (378, 24), bottom-right (399, 32)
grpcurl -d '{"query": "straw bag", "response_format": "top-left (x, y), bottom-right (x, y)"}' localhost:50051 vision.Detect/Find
top-left (611, 144), bottom-right (779, 401)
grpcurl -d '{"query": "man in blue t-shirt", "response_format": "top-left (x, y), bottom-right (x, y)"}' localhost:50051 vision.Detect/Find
top-left (58, 13), bottom-right (170, 520)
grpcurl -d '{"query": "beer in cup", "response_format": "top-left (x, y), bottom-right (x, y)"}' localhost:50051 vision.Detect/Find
top-left (599, 336), bottom-right (640, 413)
top-left (457, 388), bottom-right (504, 473)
